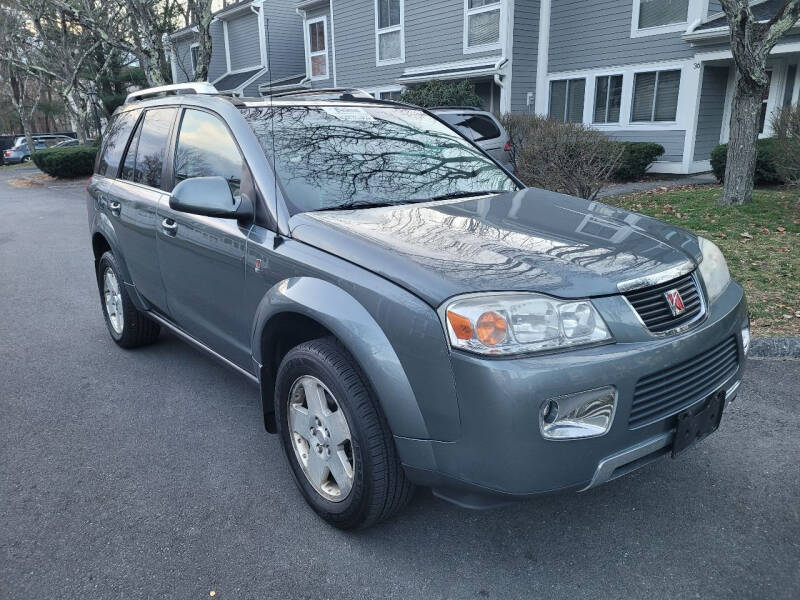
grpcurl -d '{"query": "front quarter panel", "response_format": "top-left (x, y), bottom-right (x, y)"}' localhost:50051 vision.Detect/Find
top-left (247, 231), bottom-right (461, 442)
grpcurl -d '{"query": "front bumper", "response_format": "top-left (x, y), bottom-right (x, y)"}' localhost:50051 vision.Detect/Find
top-left (396, 280), bottom-right (748, 508)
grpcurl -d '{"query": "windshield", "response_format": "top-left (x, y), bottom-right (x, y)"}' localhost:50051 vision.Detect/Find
top-left (241, 104), bottom-right (518, 214)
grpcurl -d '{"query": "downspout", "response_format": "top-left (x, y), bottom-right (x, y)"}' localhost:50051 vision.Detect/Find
top-left (330, 0), bottom-right (338, 86)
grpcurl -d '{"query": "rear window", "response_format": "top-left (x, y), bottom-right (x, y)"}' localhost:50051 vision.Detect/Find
top-left (97, 110), bottom-right (140, 177)
top-left (438, 113), bottom-right (501, 142)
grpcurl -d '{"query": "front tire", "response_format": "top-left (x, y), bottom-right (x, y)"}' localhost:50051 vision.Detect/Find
top-left (276, 337), bottom-right (414, 529)
top-left (96, 251), bottom-right (160, 348)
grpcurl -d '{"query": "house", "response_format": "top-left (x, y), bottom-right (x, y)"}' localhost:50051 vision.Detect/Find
top-left (170, 0), bottom-right (800, 174)
top-left (169, 0), bottom-right (306, 97)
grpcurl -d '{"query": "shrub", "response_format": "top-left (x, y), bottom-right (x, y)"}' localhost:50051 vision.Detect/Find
top-left (710, 138), bottom-right (783, 185)
top-left (32, 145), bottom-right (98, 178)
top-left (610, 142), bottom-right (665, 181)
top-left (400, 80), bottom-right (483, 109)
top-left (771, 104), bottom-right (800, 186)
top-left (501, 114), bottom-right (623, 200)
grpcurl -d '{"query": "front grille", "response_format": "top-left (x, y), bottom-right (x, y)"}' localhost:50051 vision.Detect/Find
top-left (624, 272), bottom-right (703, 333)
top-left (628, 336), bottom-right (739, 428)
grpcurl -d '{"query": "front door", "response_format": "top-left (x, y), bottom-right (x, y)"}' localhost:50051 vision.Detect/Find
top-left (156, 107), bottom-right (253, 369)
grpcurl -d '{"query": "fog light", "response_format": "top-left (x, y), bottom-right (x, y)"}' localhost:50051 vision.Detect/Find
top-left (539, 386), bottom-right (617, 440)
top-left (742, 317), bottom-right (751, 356)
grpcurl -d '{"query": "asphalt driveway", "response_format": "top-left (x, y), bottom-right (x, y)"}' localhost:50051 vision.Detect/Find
top-left (1, 167), bottom-right (799, 600)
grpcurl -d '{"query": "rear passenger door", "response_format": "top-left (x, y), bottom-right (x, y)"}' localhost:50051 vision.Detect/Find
top-left (156, 107), bottom-right (253, 369)
top-left (108, 107), bottom-right (177, 312)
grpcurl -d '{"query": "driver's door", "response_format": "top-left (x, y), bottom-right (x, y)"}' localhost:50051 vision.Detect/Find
top-left (156, 107), bottom-right (253, 369)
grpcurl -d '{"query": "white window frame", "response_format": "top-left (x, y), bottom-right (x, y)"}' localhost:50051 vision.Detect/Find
top-left (305, 16), bottom-right (329, 81)
top-left (463, 0), bottom-right (502, 54)
top-left (630, 68), bottom-right (682, 124)
top-left (374, 0), bottom-right (405, 66)
top-left (592, 73), bottom-right (625, 124)
top-left (189, 43), bottom-right (199, 75)
top-left (630, 0), bottom-right (703, 38)
top-left (548, 77), bottom-right (586, 122)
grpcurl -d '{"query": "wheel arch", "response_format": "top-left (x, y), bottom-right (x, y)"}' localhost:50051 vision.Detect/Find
top-left (90, 216), bottom-right (147, 311)
top-left (252, 277), bottom-right (430, 440)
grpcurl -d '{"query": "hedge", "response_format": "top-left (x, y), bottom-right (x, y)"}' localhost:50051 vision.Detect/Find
top-left (32, 145), bottom-right (98, 178)
top-left (610, 142), bottom-right (665, 181)
top-left (710, 138), bottom-right (784, 185)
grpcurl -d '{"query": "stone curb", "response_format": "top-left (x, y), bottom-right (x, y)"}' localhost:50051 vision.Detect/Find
top-left (750, 337), bottom-right (800, 358)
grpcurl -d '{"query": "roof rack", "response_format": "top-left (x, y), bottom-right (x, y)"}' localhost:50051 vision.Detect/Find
top-left (124, 82), bottom-right (219, 104)
top-left (267, 88), bottom-right (375, 101)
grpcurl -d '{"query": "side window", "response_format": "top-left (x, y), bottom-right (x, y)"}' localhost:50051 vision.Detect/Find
top-left (133, 108), bottom-right (176, 189)
top-left (97, 110), bottom-right (140, 177)
top-left (119, 117), bottom-right (143, 182)
top-left (173, 109), bottom-right (243, 195)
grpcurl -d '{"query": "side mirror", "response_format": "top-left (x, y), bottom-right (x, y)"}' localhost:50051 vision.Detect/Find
top-left (170, 175), bottom-right (253, 220)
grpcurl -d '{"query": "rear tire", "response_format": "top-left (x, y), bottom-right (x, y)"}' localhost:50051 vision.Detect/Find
top-left (276, 337), bottom-right (414, 529)
top-left (96, 251), bottom-right (160, 348)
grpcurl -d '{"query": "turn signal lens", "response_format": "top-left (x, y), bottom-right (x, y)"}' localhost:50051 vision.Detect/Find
top-left (446, 310), bottom-right (474, 340)
top-left (476, 311), bottom-right (508, 346)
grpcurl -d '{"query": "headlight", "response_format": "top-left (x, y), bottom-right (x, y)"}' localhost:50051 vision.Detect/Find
top-left (697, 237), bottom-right (730, 302)
top-left (441, 293), bottom-right (612, 355)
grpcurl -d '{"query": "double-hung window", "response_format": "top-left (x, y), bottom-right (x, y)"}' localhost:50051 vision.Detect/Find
top-left (594, 75), bottom-right (623, 124)
top-left (631, 70), bottom-right (681, 122)
top-left (465, 0), bottom-right (501, 51)
top-left (633, 0), bottom-right (689, 35)
top-left (375, 0), bottom-right (403, 64)
top-left (549, 78), bottom-right (585, 123)
top-left (306, 17), bottom-right (328, 79)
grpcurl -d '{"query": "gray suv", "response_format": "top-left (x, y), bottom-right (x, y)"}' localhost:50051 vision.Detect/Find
top-left (87, 83), bottom-right (749, 529)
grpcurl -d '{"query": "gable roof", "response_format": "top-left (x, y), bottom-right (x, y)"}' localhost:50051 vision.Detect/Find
top-left (695, 0), bottom-right (784, 31)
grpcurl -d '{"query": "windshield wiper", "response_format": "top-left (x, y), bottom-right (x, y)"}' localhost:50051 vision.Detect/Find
top-left (312, 201), bottom-right (397, 212)
top-left (413, 190), bottom-right (509, 202)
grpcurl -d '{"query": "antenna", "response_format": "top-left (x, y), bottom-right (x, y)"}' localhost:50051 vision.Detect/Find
top-left (265, 15), bottom-right (279, 243)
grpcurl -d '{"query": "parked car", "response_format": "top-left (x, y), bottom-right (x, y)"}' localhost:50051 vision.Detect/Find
top-left (3, 141), bottom-right (48, 164)
top-left (53, 139), bottom-right (80, 147)
top-left (12, 134), bottom-right (73, 148)
top-left (430, 106), bottom-right (512, 169)
top-left (87, 83), bottom-right (749, 529)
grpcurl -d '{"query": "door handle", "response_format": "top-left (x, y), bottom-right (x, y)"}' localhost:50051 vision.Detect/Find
top-left (108, 200), bottom-right (121, 216)
top-left (161, 217), bottom-right (178, 236)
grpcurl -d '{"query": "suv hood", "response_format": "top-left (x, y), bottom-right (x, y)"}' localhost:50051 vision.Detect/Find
top-left (290, 188), bottom-right (701, 307)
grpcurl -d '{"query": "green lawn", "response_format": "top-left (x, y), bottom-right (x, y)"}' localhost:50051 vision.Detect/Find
top-left (604, 185), bottom-right (799, 337)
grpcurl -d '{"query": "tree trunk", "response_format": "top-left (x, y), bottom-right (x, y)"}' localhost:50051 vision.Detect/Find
top-left (719, 71), bottom-right (767, 205)
top-left (193, 0), bottom-right (214, 81)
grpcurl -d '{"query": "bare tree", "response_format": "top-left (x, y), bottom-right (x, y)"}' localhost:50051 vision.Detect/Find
top-left (719, 0), bottom-right (800, 205)
top-left (0, 6), bottom-right (44, 151)
top-left (187, 0), bottom-right (213, 81)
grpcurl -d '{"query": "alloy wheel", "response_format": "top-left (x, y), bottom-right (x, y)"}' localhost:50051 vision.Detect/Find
top-left (103, 267), bottom-right (124, 335)
top-left (288, 375), bottom-right (355, 502)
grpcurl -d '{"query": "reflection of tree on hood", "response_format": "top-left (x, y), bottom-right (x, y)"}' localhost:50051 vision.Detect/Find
top-left (242, 106), bottom-right (512, 208)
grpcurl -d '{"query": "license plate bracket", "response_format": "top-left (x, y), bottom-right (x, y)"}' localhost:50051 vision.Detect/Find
top-left (671, 391), bottom-right (726, 457)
